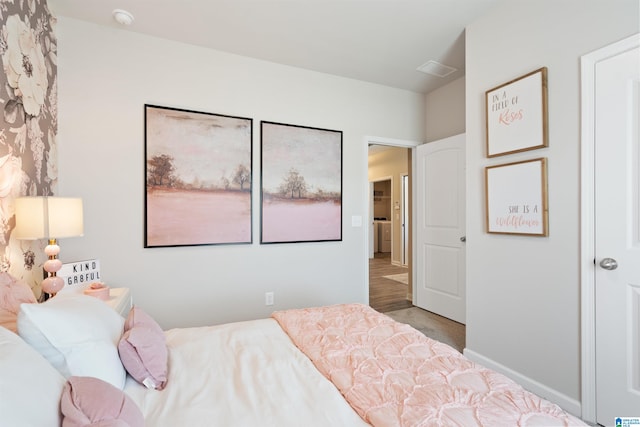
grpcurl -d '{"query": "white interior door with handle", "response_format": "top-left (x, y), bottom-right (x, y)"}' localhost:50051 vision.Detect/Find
top-left (594, 38), bottom-right (640, 424)
top-left (415, 134), bottom-right (465, 324)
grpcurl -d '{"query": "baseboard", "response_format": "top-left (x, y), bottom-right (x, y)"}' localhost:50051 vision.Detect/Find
top-left (463, 348), bottom-right (582, 418)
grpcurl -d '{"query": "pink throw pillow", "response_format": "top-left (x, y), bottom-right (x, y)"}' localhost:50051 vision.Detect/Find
top-left (0, 272), bottom-right (37, 332)
top-left (118, 306), bottom-right (168, 390)
top-left (60, 376), bottom-right (144, 427)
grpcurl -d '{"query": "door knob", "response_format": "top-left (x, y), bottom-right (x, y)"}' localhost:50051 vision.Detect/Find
top-left (599, 258), bottom-right (618, 270)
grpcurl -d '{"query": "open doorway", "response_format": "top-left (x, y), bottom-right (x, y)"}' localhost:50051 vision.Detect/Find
top-left (367, 143), bottom-right (412, 312)
top-left (364, 135), bottom-right (466, 352)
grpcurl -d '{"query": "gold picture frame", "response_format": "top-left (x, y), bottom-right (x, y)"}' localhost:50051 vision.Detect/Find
top-left (485, 157), bottom-right (548, 236)
top-left (485, 67), bottom-right (548, 157)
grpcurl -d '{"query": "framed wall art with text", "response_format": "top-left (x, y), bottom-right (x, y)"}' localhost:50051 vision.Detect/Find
top-left (485, 157), bottom-right (548, 236)
top-left (485, 67), bottom-right (548, 157)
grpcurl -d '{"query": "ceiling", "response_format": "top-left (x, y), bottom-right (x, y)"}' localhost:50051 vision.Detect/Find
top-left (48, 0), bottom-right (501, 94)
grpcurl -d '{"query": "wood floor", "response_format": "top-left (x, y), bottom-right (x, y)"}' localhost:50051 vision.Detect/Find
top-left (369, 252), bottom-right (466, 353)
top-left (369, 252), bottom-right (413, 312)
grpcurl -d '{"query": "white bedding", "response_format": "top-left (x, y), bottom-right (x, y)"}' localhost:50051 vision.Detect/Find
top-left (123, 318), bottom-right (369, 426)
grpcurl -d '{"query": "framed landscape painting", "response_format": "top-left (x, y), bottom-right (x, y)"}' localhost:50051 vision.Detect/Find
top-left (145, 104), bottom-right (252, 247)
top-left (260, 121), bottom-right (342, 244)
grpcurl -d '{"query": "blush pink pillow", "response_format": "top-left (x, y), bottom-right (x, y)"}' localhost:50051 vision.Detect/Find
top-left (60, 376), bottom-right (144, 427)
top-left (118, 306), bottom-right (168, 390)
top-left (0, 272), bottom-right (37, 332)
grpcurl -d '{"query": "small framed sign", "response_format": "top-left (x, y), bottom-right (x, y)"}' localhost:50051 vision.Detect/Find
top-left (57, 259), bottom-right (101, 287)
top-left (485, 158), bottom-right (548, 236)
top-left (485, 67), bottom-right (548, 157)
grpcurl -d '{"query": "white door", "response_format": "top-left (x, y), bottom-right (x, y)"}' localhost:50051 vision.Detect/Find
top-left (594, 41), bottom-right (640, 424)
top-left (415, 134), bottom-right (465, 323)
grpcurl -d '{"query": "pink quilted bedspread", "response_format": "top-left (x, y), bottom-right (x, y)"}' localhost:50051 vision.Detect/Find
top-left (272, 304), bottom-right (586, 427)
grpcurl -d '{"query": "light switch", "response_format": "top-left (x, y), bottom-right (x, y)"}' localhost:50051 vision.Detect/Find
top-left (351, 215), bottom-right (363, 227)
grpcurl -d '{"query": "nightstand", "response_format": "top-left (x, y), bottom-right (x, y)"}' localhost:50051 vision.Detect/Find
top-left (105, 287), bottom-right (132, 317)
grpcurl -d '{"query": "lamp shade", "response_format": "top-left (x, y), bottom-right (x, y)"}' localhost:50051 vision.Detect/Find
top-left (14, 197), bottom-right (84, 240)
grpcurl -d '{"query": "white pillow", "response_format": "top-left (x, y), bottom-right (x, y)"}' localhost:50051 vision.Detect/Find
top-left (0, 326), bottom-right (66, 427)
top-left (17, 293), bottom-right (126, 389)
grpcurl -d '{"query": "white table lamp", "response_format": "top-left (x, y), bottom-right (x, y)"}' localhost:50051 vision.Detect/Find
top-left (14, 197), bottom-right (84, 296)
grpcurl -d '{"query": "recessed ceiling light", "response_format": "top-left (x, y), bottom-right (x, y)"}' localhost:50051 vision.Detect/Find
top-left (112, 9), bottom-right (134, 26)
top-left (416, 60), bottom-right (457, 78)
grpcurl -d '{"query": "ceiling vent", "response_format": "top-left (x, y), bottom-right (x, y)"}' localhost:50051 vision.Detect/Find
top-left (416, 60), bottom-right (457, 78)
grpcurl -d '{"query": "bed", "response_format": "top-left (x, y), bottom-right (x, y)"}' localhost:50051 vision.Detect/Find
top-left (0, 275), bottom-right (587, 426)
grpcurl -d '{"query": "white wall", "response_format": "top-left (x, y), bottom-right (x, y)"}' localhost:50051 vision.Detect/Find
top-left (464, 0), bottom-right (638, 414)
top-left (425, 76), bottom-right (465, 142)
top-left (55, 18), bottom-right (425, 329)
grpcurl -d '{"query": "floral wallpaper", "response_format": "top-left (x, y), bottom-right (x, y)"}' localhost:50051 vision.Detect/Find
top-left (0, 0), bottom-right (57, 297)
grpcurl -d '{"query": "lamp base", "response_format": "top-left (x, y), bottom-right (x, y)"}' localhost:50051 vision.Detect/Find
top-left (42, 275), bottom-right (64, 295)
top-left (42, 239), bottom-right (64, 297)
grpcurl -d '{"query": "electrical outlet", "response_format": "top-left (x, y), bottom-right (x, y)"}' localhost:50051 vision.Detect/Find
top-left (265, 292), bottom-right (274, 306)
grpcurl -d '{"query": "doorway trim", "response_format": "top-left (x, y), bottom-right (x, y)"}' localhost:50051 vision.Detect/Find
top-left (363, 135), bottom-right (422, 303)
top-left (579, 33), bottom-right (639, 423)
top-left (401, 173), bottom-right (409, 266)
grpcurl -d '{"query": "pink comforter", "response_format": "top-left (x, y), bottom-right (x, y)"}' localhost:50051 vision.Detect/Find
top-left (272, 304), bottom-right (586, 427)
